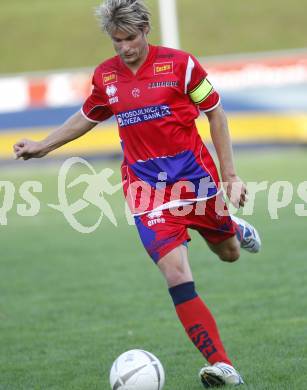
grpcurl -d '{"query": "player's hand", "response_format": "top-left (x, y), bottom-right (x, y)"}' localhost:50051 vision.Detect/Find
top-left (222, 174), bottom-right (248, 209)
top-left (13, 139), bottom-right (48, 160)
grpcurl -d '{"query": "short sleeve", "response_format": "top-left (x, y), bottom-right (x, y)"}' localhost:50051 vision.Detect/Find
top-left (185, 55), bottom-right (220, 112)
top-left (81, 72), bottom-right (113, 123)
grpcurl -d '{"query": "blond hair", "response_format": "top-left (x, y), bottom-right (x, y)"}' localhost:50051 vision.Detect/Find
top-left (96, 0), bottom-right (151, 35)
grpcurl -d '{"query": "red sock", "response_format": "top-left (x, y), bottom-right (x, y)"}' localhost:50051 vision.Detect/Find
top-left (169, 282), bottom-right (232, 366)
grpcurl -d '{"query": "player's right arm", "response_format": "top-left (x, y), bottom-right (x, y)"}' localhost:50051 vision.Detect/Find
top-left (13, 111), bottom-right (96, 160)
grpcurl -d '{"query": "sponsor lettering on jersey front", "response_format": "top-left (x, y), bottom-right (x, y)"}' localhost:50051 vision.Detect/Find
top-left (102, 71), bottom-right (117, 85)
top-left (156, 53), bottom-right (174, 59)
top-left (105, 84), bottom-right (119, 104)
top-left (148, 81), bottom-right (179, 89)
top-left (154, 62), bottom-right (174, 75)
top-left (116, 105), bottom-right (172, 128)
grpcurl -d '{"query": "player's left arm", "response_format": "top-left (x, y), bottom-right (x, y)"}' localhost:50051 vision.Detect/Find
top-left (185, 54), bottom-right (246, 207)
top-left (205, 104), bottom-right (247, 208)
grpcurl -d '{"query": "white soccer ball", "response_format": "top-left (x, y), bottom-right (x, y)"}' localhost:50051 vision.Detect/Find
top-left (109, 349), bottom-right (165, 390)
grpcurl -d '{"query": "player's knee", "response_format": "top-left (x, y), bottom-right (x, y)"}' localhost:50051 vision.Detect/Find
top-left (158, 246), bottom-right (192, 286)
top-left (219, 246), bottom-right (240, 262)
top-left (159, 262), bottom-right (190, 286)
top-left (167, 267), bottom-right (190, 286)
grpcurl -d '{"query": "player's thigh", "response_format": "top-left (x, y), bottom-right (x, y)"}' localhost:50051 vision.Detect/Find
top-left (134, 209), bottom-right (190, 264)
top-left (157, 244), bottom-right (193, 288)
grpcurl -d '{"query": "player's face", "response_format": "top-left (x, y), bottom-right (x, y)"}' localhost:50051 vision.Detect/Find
top-left (111, 28), bottom-right (149, 69)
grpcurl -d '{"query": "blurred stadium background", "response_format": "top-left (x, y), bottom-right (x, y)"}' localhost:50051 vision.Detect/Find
top-left (1, 1), bottom-right (307, 389)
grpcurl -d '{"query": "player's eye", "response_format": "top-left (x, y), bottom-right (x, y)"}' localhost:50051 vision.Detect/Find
top-left (127, 35), bottom-right (137, 41)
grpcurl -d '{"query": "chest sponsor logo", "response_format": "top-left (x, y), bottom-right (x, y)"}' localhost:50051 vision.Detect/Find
top-left (132, 88), bottom-right (141, 98)
top-left (102, 71), bottom-right (117, 85)
top-left (105, 84), bottom-right (118, 104)
top-left (156, 53), bottom-right (174, 59)
top-left (154, 62), bottom-right (173, 75)
top-left (148, 81), bottom-right (179, 89)
top-left (116, 105), bottom-right (172, 128)
top-left (105, 84), bottom-right (117, 97)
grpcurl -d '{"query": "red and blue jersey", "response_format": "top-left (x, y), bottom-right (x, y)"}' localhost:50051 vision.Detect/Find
top-left (82, 45), bottom-right (221, 214)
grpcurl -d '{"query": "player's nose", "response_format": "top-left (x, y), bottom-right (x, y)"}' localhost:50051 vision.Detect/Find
top-left (121, 42), bottom-right (132, 53)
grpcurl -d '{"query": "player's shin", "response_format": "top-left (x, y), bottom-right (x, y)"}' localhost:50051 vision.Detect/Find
top-left (168, 281), bottom-right (232, 366)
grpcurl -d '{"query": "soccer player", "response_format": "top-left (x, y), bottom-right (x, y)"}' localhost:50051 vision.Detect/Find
top-left (14, 0), bottom-right (261, 387)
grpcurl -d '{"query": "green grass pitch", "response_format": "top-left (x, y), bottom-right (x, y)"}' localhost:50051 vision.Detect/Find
top-left (0, 149), bottom-right (307, 389)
